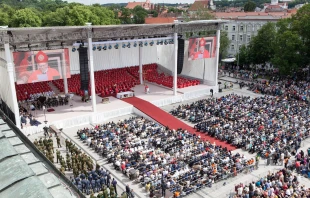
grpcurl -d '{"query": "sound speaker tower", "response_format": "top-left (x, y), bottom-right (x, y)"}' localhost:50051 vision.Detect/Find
top-left (177, 38), bottom-right (185, 74)
top-left (78, 47), bottom-right (89, 91)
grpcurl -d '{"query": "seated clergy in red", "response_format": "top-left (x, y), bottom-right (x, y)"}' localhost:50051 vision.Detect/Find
top-left (28, 51), bottom-right (61, 83)
top-left (194, 38), bottom-right (210, 60)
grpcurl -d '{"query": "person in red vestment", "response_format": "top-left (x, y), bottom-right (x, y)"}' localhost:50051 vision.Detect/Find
top-left (194, 38), bottom-right (210, 60)
top-left (145, 84), bottom-right (149, 94)
top-left (14, 52), bottom-right (32, 84)
top-left (28, 51), bottom-right (61, 83)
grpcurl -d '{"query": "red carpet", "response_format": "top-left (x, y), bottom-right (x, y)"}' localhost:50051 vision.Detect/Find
top-left (123, 97), bottom-right (235, 151)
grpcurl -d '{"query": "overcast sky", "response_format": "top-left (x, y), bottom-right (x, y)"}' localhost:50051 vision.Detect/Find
top-left (66, 0), bottom-right (194, 5)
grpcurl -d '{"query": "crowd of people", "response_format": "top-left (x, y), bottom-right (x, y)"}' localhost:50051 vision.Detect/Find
top-left (170, 94), bottom-right (310, 160)
top-left (233, 169), bottom-right (310, 197)
top-left (76, 116), bottom-right (255, 197)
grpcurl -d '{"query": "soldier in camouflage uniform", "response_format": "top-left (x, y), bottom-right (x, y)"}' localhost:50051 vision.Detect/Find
top-left (56, 150), bottom-right (61, 163)
top-left (56, 135), bottom-right (61, 148)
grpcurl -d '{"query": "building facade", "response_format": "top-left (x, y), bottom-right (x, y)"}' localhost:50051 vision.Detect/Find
top-left (221, 18), bottom-right (275, 56)
top-left (215, 12), bottom-right (293, 56)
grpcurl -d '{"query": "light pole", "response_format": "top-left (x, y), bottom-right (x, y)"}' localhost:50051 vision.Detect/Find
top-left (237, 21), bottom-right (240, 69)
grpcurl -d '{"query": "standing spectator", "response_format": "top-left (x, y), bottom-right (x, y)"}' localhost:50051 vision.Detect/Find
top-left (126, 184), bottom-right (130, 198)
top-left (112, 178), bottom-right (117, 195)
top-left (161, 180), bottom-right (167, 197)
top-left (107, 173), bottom-right (111, 187)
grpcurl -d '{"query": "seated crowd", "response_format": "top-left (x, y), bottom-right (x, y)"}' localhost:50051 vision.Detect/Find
top-left (171, 94), bottom-right (310, 160)
top-left (76, 116), bottom-right (255, 197)
top-left (233, 169), bottom-right (310, 197)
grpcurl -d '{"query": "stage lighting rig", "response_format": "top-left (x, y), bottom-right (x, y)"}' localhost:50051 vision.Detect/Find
top-left (144, 41), bottom-right (148, 46)
top-left (150, 41), bottom-right (154, 46)
top-left (103, 45), bottom-right (107, 50)
top-left (97, 46), bottom-right (102, 51)
top-left (122, 43), bottom-right (126, 48)
top-left (127, 43), bottom-right (131, 48)
top-left (108, 45), bottom-right (112, 50)
top-left (134, 42), bottom-right (137, 47)
top-left (92, 46), bottom-right (96, 51)
top-left (139, 41), bottom-right (143, 47)
top-left (164, 40), bottom-right (168, 45)
top-left (114, 43), bottom-right (119, 49)
top-left (157, 41), bottom-right (160, 45)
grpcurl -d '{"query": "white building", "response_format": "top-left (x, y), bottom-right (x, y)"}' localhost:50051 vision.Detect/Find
top-left (215, 11), bottom-right (293, 56)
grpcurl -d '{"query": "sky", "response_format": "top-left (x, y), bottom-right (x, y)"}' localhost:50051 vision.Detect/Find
top-left (66, 0), bottom-right (195, 5)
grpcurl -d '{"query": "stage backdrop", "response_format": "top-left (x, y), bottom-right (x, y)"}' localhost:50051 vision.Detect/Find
top-left (13, 49), bottom-right (71, 84)
top-left (68, 44), bottom-right (158, 74)
top-left (188, 37), bottom-right (217, 61)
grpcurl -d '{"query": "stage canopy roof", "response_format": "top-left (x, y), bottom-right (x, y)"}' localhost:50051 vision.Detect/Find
top-left (0, 20), bottom-right (227, 48)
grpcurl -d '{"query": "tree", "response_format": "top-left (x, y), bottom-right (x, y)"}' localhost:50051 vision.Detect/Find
top-left (193, 7), bottom-right (214, 20)
top-left (236, 45), bottom-right (250, 67)
top-left (219, 31), bottom-right (230, 60)
top-left (248, 22), bottom-right (276, 65)
top-left (120, 7), bottom-right (132, 24)
top-left (0, 12), bottom-right (9, 26)
top-left (10, 8), bottom-right (42, 27)
top-left (271, 30), bottom-right (303, 75)
top-left (244, 1), bottom-right (256, 12)
top-left (43, 5), bottom-right (120, 26)
top-left (291, 4), bottom-right (310, 67)
top-left (132, 6), bottom-right (148, 24)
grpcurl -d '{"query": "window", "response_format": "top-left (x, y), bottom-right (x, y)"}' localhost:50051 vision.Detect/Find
top-left (239, 35), bottom-right (243, 41)
top-left (232, 35), bottom-right (235, 40)
top-left (247, 35), bottom-right (251, 42)
top-left (231, 44), bottom-right (235, 50)
top-left (247, 25), bottom-right (252, 31)
top-left (225, 25), bottom-right (228, 31)
top-left (232, 26), bottom-right (236, 31)
top-left (240, 25), bottom-right (244, 31)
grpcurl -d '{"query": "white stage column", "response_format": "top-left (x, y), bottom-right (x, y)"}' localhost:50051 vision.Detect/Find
top-left (173, 32), bottom-right (178, 96)
top-left (4, 43), bottom-right (21, 128)
top-left (87, 24), bottom-right (97, 113)
top-left (139, 46), bottom-right (143, 84)
top-left (215, 27), bottom-right (221, 88)
top-left (61, 50), bottom-right (68, 94)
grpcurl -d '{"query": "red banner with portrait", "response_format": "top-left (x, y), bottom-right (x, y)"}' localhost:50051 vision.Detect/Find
top-left (13, 49), bottom-right (71, 84)
top-left (188, 37), bottom-right (217, 61)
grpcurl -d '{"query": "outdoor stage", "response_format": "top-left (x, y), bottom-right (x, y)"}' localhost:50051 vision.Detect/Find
top-left (22, 83), bottom-right (215, 136)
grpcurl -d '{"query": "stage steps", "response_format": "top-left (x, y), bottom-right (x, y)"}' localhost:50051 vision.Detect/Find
top-left (48, 82), bottom-right (61, 95)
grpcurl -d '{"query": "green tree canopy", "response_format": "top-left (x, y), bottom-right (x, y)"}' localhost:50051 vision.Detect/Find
top-left (43, 5), bottom-right (120, 26)
top-left (11, 8), bottom-right (42, 27)
top-left (271, 30), bottom-right (303, 75)
top-left (244, 1), bottom-right (256, 11)
top-left (220, 31), bottom-right (230, 60)
top-left (132, 6), bottom-right (148, 24)
top-left (248, 22), bottom-right (276, 65)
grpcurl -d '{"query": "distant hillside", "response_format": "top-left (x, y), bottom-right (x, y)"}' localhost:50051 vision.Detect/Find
top-left (102, 3), bottom-right (127, 7)
top-left (102, 3), bottom-right (189, 7)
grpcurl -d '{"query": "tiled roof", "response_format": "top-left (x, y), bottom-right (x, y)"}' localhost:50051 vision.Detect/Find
top-left (126, 2), bottom-right (143, 9)
top-left (188, 0), bottom-right (209, 11)
top-left (145, 17), bottom-right (177, 24)
top-left (213, 11), bottom-right (294, 20)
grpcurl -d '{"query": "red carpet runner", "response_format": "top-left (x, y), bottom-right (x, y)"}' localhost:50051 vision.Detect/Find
top-left (123, 97), bottom-right (235, 151)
